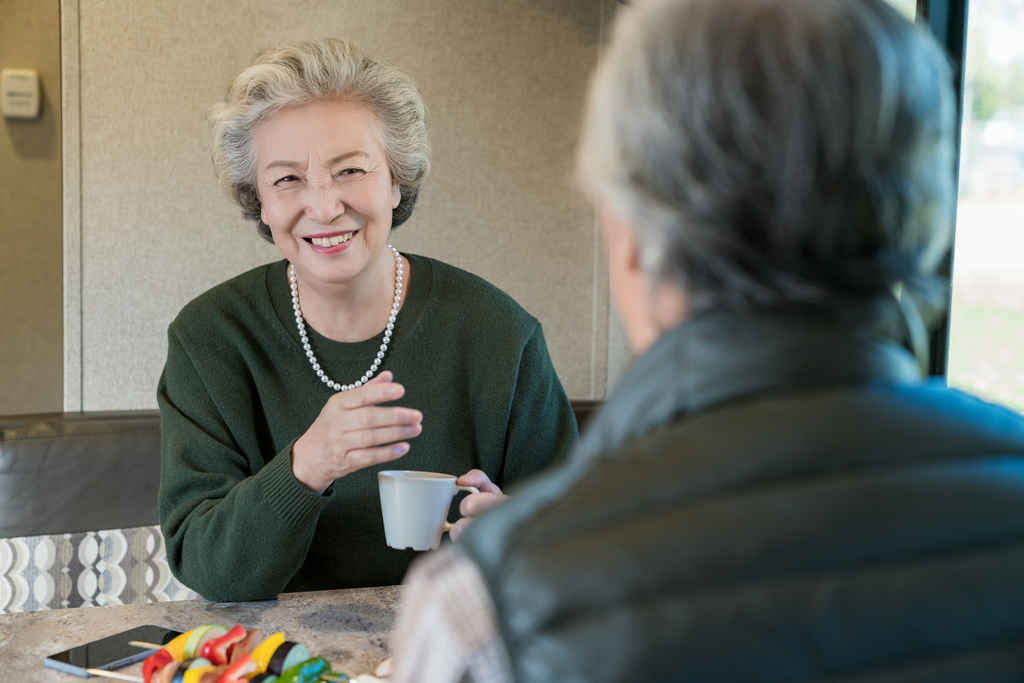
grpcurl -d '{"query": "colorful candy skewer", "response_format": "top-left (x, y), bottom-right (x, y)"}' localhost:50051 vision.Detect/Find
top-left (82, 665), bottom-right (354, 683)
top-left (79, 667), bottom-right (355, 683)
top-left (133, 625), bottom-right (361, 683)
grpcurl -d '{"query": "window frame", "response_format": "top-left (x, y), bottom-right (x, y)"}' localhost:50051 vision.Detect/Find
top-left (916, 0), bottom-right (970, 377)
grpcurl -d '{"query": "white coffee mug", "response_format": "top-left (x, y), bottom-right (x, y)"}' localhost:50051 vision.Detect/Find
top-left (378, 471), bottom-right (480, 551)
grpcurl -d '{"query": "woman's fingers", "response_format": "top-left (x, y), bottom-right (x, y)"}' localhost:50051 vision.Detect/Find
top-left (320, 405), bottom-right (422, 473)
top-left (368, 370), bottom-right (393, 384)
top-left (458, 491), bottom-right (507, 518)
top-left (349, 422), bottom-right (422, 450)
top-left (332, 406), bottom-right (422, 432)
top-left (450, 491), bottom-right (510, 542)
top-left (323, 377), bottom-right (422, 431)
top-left (456, 469), bottom-right (502, 495)
top-left (332, 372), bottom-right (407, 409)
top-left (291, 373), bottom-right (424, 492)
top-left (448, 517), bottom-right (472, 543)
top-left (449, 471), bottom-right (508, 539)
top-left (344, 442), bottom-right (412, 471)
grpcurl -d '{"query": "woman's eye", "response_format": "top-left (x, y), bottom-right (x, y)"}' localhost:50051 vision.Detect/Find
top-left (338, 168), bottom-right (364, 177)
top-left (274, 175), bottom-right (299, 185)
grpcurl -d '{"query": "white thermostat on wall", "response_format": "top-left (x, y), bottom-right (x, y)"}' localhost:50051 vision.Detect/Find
top-left (2, 68), bottom-right (41, 119)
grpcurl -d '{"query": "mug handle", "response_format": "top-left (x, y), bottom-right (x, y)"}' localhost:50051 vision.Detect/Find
top-left (442, 485), bottom-right (480, 533)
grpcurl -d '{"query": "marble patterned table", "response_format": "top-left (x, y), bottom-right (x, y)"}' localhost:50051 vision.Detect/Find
top-left (0, 586), bottom-right (402, 682)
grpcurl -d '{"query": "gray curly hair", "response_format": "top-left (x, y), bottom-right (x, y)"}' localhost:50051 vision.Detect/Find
top-left (579, 0), bottom-right (956, 312)
top-left (209, 37), bottom-right (430, 241)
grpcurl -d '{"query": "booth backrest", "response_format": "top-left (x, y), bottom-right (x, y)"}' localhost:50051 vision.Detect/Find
top-left (0, 410), bottom-right (162, 538)
top-left (0, 411), bottom-right (190, 613)
top-left (1, 411), bottom-right (173, 612)
top-left (1, 400), bottom-right (602, 539)
top-left (0, 401), bottom-right (601, 612)
top-left (570, 400), bottom-right (600, 433)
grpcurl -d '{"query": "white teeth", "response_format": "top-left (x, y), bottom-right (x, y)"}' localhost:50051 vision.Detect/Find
top-left (310, 233), bottom-right (353, 247)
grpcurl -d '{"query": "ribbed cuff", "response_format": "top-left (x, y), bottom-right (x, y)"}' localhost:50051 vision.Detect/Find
top-left (257, 439), bottom-right (331, 528)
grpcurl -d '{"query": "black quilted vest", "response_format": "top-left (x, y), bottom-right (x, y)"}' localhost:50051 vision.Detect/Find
top-left (461, 304), bottom-right (1024, 683)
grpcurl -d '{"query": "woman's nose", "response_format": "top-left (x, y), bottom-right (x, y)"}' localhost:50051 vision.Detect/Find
top-left (303, 183), bottom-right (344, 224)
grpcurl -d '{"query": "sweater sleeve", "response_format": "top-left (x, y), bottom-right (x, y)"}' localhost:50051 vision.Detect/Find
top-left (158, 325), bottom-right (330, 602)
top-left (499, 323), bottom-right (578, 489)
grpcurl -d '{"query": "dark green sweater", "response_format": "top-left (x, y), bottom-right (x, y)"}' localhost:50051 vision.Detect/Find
top-left (158, 254), bottom-right (577, 602)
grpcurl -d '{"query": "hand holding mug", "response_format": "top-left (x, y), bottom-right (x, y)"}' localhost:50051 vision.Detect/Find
top-left (292, 371), bottom-right (423, 494)
top-left (449, 469), bottom-right (508, 542)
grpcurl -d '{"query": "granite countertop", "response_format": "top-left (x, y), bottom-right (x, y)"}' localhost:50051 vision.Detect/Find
top-left (0, 585), bottom-right (402, 682)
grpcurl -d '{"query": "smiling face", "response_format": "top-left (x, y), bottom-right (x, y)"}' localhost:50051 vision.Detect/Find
top-left (255, 99), bottom-right (401, 294)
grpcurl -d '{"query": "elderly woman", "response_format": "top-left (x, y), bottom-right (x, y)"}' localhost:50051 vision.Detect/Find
top-left (157, 37), bottom-right (577, 602)
top-left (391, 0), bottom-right (1024, 681)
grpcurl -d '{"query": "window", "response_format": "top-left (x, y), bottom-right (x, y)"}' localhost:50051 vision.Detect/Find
top-left (946, 0), bottom-right (1024, 412)
top-left (885, 0), bottom-right (918, 20)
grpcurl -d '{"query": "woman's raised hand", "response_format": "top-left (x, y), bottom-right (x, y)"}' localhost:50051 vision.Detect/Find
top-left (449, 469), bottom-right (508, 542)
top-left (291, 371), bottom-right (423, 494)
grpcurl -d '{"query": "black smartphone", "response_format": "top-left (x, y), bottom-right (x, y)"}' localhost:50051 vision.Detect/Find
top-left (44, 624), bottom-right (183, 677)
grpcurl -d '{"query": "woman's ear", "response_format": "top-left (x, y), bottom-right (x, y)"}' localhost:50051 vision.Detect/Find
top-left (254, 183), bottom-right (267, 226)
top-left (391, 178), bottom-right (401, 209)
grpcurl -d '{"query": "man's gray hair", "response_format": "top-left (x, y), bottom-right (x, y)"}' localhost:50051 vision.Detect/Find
top-left (210, 37), bottom-right (430, 241)
top-left (578, 0), bottom-right (956, 311)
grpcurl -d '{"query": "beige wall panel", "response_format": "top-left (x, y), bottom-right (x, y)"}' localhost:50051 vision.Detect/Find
top-left (75, 0), bottom-right (615, 410)
top-left (0, 0), bottom-right (63, 415)
top-left (386, 0), bottom-right (605, 400)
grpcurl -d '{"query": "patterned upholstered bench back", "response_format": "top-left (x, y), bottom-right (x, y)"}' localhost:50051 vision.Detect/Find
top-left (1, 411), bottom-right (197, 613)
top-left (0, 525), bottom-right (195, 614)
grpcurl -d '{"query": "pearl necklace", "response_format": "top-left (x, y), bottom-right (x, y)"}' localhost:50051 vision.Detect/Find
top-left (289, 245), bottom-right (403, 392)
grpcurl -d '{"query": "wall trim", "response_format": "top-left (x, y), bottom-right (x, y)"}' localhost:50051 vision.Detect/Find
top-left (60, 0), bottom-right (82, 412)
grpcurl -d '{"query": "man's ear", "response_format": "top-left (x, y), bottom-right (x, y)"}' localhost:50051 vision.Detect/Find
top-left (601, 202), bottom-right (643, 277)
top-left (600, 200), bottom-right (689, 354)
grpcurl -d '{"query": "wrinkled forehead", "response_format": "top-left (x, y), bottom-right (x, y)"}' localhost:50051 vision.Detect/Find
top-left (252, 99), bottom-right (388, 173)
